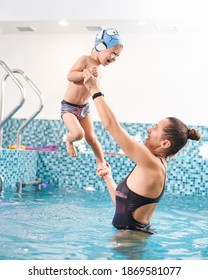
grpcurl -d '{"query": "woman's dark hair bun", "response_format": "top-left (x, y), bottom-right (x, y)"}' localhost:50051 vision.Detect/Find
top-left (187, 128), bottom-right (200, 141)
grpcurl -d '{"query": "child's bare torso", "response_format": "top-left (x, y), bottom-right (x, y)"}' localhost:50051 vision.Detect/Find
top-left (63, 55), bottom-right (100, 105)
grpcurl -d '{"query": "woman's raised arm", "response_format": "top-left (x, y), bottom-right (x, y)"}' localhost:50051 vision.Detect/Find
top-left (83, 69), bottom-right (156, 168)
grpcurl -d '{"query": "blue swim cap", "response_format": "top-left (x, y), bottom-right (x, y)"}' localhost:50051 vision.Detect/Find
top-left (94, 28), bottom-right (123, 52)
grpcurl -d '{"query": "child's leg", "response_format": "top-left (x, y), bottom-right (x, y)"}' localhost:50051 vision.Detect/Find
top-left (80, 114), bottom-right (109, 177)
top-left (62, 113), bottom-right (85, 157)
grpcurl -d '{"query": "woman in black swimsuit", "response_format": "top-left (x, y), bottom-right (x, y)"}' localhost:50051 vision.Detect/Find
top-left (83, 69), bottom-right (200, 234)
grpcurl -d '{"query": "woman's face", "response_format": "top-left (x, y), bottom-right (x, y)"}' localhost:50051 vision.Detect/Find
top-left (144, 119), bottom-right (170, 152)
top-left (98, 45), bottom-right (123, 66)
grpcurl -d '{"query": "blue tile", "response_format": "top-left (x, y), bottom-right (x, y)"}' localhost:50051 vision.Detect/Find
top-left (0, 118), bottom-right (208, 196)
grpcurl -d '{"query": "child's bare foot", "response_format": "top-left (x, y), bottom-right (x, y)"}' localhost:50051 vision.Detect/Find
top-left (66, 140), bottom-right (77, 157)
top-left (96, 161), bottom-right (110, 178)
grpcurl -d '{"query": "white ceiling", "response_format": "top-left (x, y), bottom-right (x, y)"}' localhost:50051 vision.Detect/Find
top-left (1, 19), bottom-right (208, 35)
top-left (1, 0), bottom-right (208, 35)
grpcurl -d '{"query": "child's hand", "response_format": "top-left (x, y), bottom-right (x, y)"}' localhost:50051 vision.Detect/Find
top-left (88, 66), bottom-right (99, 77)
top-left (102, 162), bottom-right (113, 179)
top-left (83, 69), bottom-right (100, 92)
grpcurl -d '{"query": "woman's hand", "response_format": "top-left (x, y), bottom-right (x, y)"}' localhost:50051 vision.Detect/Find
top-left (88, 66), bottom-right (99, 77)
top-left (83, 69), bottom-right (101, 95)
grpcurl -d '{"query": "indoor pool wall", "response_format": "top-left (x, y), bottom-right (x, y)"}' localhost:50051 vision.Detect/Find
top-left (0, 149), bottom-right (38, 189)
top-left (0, 118), bottom-right (208, 195)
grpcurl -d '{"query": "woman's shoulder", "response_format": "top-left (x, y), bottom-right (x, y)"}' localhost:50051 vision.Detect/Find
top-left (140, 153), bottom-right (167, 173)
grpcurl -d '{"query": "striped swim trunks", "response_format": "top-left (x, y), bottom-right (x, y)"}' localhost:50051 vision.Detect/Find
top-left (61, 100), bottom-right (90, 121)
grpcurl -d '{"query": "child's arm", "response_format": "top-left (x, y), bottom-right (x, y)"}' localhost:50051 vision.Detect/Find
top-left (103, 164), bottom-right (117, 205)
top-left (67, 56), bottom-right (88, 82)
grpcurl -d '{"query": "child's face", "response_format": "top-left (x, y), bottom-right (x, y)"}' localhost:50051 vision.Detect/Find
top-left (99, 45), bottom-right (123, 66)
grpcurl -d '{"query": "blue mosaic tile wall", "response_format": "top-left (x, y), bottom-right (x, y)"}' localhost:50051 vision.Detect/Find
top-left (1, 118), bottom-right (208, 196)
top-left (0, 149), bottom-right (38, 189)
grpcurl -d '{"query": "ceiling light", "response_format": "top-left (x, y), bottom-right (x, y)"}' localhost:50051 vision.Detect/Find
top-left (137, 20), bottom-right (147, 26)
top-left (59, 20), bottom-right (69, 26)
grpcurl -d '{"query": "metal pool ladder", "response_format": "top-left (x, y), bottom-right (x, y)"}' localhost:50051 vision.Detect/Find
top-left (0, 175), bottom-right (4, 196)
top-left (0, 60), bottom-right (44, 148)
top-left (0, 60), bottom-right (25, 148)
top-left (16, 178), bottom-right (42, 193)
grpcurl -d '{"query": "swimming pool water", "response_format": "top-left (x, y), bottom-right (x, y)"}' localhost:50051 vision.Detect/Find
top-left (0, 186), bottom-right (207, 260)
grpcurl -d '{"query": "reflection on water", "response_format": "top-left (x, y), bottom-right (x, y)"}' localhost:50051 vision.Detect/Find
top-left (109, 230), bottom-right (150, 260)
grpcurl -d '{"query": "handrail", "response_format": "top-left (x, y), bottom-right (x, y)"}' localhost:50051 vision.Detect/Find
top-left (0, 175), bottom-right (4, 195)
top-left (10, 69), bottom-right (44, 148)
top-left (0, 60), bottom-right (26, 148)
